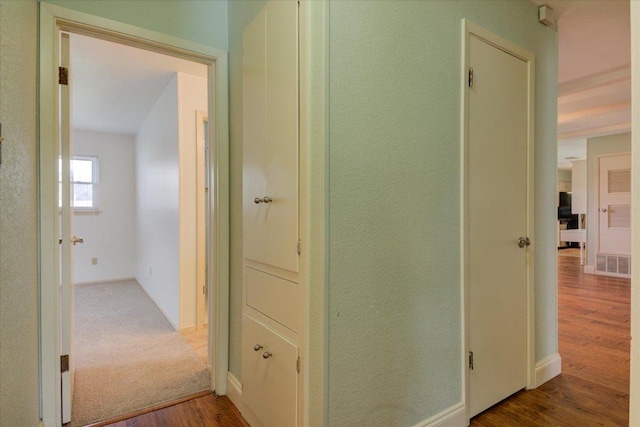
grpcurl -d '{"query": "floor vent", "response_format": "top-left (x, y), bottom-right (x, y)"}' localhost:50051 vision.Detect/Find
top-left (596, 253), bottom-right (631, 277)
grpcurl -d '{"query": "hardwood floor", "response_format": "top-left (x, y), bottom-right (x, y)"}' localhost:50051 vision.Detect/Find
top-left (471, 253), bottom-right (630, 426)
top-left (99, 254), bottom-right (630, 427)
top-left (100, 393), bottom-right (249, 427)
top-left (181, 325), bottom-right (209, 366)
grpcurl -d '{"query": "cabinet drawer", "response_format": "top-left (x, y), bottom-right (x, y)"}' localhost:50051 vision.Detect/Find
top-left (246, 267), bottom-right (303, 333)
top-left (242, 314), bottom-right (298, 427)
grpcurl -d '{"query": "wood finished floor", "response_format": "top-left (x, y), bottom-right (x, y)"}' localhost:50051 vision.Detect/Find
top-left (471, 253), bottom-right (630, 426)
top-left (101, 254), bottom-right (630, 427)
top-left (180, 325), bottom-right (209, 366)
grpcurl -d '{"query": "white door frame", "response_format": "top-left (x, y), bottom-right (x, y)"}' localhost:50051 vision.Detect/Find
top-left (460, 19), bottom-right (536, 421)
top-left (38, 3), bottom-right (230, 425)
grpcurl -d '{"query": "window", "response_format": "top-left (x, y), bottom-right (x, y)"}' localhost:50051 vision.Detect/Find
top-left (59, 156), bottom-right (99, 210)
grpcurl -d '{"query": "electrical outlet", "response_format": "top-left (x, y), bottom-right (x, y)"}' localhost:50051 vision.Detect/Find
top-left (91, 257), bottom-right (98, 265)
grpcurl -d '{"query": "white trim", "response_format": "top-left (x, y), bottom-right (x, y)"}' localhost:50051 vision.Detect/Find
top-left (73, 277), bottom-right (136, 286)
top-left (410, 403), bottom-right (465, 427)
top-left (629, 2), bottom-right (640, 425)
top-left (38, 3), bottom-right (230, 426)
top-left (460, 19), bottom-right (536, 422)
top-left (583, 264), bottom-right (596, 274)
top-left (136, 278), bottom-right (180, 331)
top-left (226, 373), bottom-right (266, 427)
top-left (534, 353), bottom-right (561, 388)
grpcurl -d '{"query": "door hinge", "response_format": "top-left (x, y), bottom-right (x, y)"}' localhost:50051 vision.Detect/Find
top-left (468, 351), bottom-right (474, 370)
top-left (468, 67), bottom-right (474, 88)
top-left (296, 356), bottom-right (301, 373)
top-left (59, 67), bottom-right (69, 86)
top-left (297, 239), bottom-right (301, 255)
top-left (60, 355), bottom-right (69, 373)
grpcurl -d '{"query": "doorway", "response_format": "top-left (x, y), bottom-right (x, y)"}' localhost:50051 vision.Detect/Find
top-left (462, 20), bottom-right (535, 420)
top-left (62, 32), bottom-right (210, 426)
top-left (38, 4), bottom-right (230, 426)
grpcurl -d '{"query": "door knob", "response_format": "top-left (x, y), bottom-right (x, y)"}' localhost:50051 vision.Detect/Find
top-left (262, 351), bottom-right (272, 359)
top-left (253, 344), bottom-right (263, 351)
top-left (262, 196), bottom-right (272, 203)
top-left (518, 237), bottom-right (531, 248)
top-left (254, 197), bottom-right (263, 204)
top-left (72, 236), bottom-right (84, 245)
top-left (600, 208), bottom-right (607, 213)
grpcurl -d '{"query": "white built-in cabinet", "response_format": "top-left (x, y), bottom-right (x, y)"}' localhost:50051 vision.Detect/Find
top-left (242, 2), bottom-right (303, 427)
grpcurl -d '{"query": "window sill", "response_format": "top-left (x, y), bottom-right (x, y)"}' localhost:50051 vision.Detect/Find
top-left (58, 209), bottom-right (102, 215)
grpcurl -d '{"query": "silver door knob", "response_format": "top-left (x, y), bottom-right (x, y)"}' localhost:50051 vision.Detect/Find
top-left (262, 196), bottom-right (272, 203)
top-left (254, 344), bottom-right (263, 351)
top-left (518, 237), bottom-right (531, 248)
top-left (262, 351), bottom-right (272, 359)
top-left (254, 197), bottom-right (263, 204)
top-left (72, 236), bottom-right (84, 245)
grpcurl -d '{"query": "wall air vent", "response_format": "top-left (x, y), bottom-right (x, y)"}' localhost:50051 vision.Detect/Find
top-left (596, 253), bottom-right (631, 277)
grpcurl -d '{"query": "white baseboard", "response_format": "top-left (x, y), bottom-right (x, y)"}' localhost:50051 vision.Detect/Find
top-left (73, 276), bottom-right (136, 286)
top-left (583, 265), bottom-right (595, 274)
top-left (135, 278), bottom-right (180, 331)
top-left (227, 372), bottom-right (265, 427)
top-left (411, 402), bottom-right (466, 427)
top-left (534, 353), bottom-right (562, 387)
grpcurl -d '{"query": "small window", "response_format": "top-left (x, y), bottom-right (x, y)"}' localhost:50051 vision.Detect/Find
top-left (59, 156), bottom-right (99, 211)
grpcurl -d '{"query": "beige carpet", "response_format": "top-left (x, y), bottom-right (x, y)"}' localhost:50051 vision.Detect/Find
top-left (71, 279), bottom-right (211, 427)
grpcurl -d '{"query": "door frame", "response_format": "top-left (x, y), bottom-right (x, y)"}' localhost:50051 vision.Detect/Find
top-left (38, 3), bottom-right (230, 425)
top-left (460, 19), bottom-right (536, 421)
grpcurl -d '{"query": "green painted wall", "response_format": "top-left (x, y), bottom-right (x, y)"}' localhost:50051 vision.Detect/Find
top-left (44, 0), bottom-right (228, 50)
top-left (0, 1), bottom-right (40, 425)
top-left (586, 133), bottom-right (631, 267)
top-left (328, 1), bottom-right (557, 425)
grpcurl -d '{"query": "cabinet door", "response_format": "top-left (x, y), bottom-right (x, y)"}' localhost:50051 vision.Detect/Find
top-left (264, 0), bottom-right (299, 273)
top-left (243, 9), bottom-right (268, 264)
top-left (243, 0), bottom-right (299, 273)
top-left (242, 314), bottom-right (298, 427)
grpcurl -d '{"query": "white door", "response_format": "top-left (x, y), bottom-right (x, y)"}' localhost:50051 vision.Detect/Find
top-left (467, 34), bottom-right (530, 417)
top-left (59, 32), bottom-right (78, 424)
top-left (196, 111), bottom-right (208, 331)
top-left (598, 154), bottom-right (631, 255)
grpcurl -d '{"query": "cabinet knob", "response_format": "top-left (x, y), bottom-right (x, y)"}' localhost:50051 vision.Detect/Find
top-left (262, 351), bottom-right (272, 359)
top-left (254, 197), bottom-right (263, 204)
top-left (254, 344), bottom-right (263, 351)
top-left (262, 196), bottom-right (272, 203)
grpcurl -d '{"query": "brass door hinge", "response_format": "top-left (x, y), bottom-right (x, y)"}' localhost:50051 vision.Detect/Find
top-left (297, 239), bottom-right (301, 255)
top-left (61, 354), bottom-right (69, 373)
top-left (468, 67), bottom-right (474, 88)
top-left (296, 356), bottom-right (301, 373)
top-left (59, 67), bottom-right (69, 85)
top-left (468, 351), bottom-right (474, 370)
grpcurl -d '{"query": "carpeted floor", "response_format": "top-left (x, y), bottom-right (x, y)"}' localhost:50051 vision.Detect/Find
top-left (71, 279), bottom-right (211, 427)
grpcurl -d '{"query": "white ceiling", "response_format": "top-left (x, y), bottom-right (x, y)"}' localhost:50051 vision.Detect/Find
top-left (69, 33), bottom-right (207, 135)
top-left (531, 1), bottom-right (631, 170)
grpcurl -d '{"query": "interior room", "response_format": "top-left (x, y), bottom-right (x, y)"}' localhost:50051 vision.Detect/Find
top-left (66, 33), bottom-right (211, 426)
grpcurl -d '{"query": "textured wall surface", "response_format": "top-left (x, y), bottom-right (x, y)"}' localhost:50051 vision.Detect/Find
top-left (586, 133), bottom-right (631, 267)
top-left (227, 0), bottom-right (268, 381)
top-left (0, 0), bottom-right (41, 425)
top-left (44, 0), bottom-right (228, 50)
top-left (328, 2), bottom-right (557, 425)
